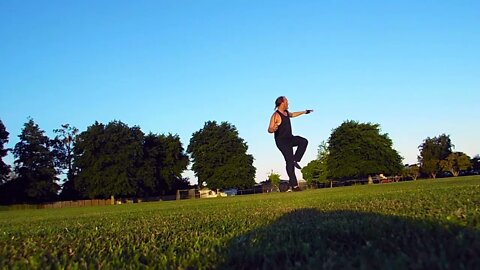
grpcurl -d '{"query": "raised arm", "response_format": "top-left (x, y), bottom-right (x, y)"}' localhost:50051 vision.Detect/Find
top-left (290, 110), bottom-right (314, 118)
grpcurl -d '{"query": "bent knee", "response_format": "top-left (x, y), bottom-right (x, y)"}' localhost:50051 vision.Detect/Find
top-left (302, 137), bottom-right (308, 146)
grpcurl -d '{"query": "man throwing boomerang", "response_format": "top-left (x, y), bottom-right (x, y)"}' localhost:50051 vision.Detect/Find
top-left (268, 96), bottom-right (313, 191)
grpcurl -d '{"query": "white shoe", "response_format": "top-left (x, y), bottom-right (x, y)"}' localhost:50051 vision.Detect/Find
top-left (286, 187), bottom-right (292, 192)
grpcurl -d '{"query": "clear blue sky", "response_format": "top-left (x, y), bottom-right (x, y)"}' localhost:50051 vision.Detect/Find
top-left (1, 0), bottom-right (479, 184)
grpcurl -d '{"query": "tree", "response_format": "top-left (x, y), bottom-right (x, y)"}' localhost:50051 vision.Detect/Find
top-left (326, 120), bottom-right (403, 180)
top-left (137, 133), bottom-right (166, 196)
top-left (138, 133), bottom-right (189, 196)
top-left (422, 159), bottom-right (440, 178)
top-left (471, 155), bottom-right (480, 173)
top-left (74, 121), bottom-right (144, 198)
top-left (157, 134), bottom-right (190, 193)
top-left (440, 152), bottom-right (472, 177)
top-left (301, 141), bottom-right (330, 185)
top-left (418, 134), bottom-right (453, 179)
top-left (403, 165), bottom-right (420, 181)
top-left (267, 170), bottom-right (281, 191)
top-left (0, 120), bottom-right (11, 183)
top-left (170, 177), bottom-right (191, 193)
top-left (11, 119), bottom-right (59, 203)
top-left (187, 121), bottom-right (256, 190)
top-left (52, 124), bottom-right (80, 200)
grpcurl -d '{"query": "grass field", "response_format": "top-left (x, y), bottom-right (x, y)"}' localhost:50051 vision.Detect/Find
top-left (1, 176), bottom-right (479, 269)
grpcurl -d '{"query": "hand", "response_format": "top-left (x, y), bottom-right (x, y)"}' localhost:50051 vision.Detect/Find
top-left (305, 109), bottom-right (314, 114)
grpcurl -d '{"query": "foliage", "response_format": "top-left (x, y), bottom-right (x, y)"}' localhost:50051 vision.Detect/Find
top-left (73, 121), bottom-right (190, 199)
top-left (403, 165), bottom-right (420, 180)
top-left (327, 120), bottom-right (403, 180)
top-left (10, 119), bottom-right (59, 203)
top-left (422, 159), bottom-right (440, 178)
top-left (74, 121), bottom-right (145, 199)
top-left (187, 121), bottom-right (256, 189)
top-left (457, 154), bottom-right (472, 171)
top-left (440, 152), bottom-right (472, 177)
top-left (138, 133), bottom-right (189, 196)
top-left (302, 141), bottom-right (329, 184)
top-left (52, 124), bottom-right (80, 200)
top-left (418, 134), bottom-right (453, 178)
top-left (170, 177), bottom-right (191, 193)
top-left (472, 155), bottom-right (480, 172)
top-left (0, 176), bottom-right (479, 269)
top-left (267, 170), bottom-right (281, 188)
top-left (0, 120), bottom-right (11, 183)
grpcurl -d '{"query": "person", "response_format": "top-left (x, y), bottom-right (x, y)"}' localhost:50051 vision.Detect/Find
top-left (267, 96), bottom-right (313, 191)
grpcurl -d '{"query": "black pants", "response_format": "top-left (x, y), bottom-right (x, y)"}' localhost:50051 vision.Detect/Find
top-left (275, 136), bottom-right (308, 187)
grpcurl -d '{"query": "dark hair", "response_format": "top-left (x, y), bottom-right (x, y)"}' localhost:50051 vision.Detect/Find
top-left (275, 96), bottom-right (285, 109)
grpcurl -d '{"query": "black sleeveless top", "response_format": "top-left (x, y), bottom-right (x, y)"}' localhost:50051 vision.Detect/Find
top-left (274, 110), bottom-right (293, 140)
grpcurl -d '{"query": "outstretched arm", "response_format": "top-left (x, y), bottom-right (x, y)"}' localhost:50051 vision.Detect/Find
top-left (290, 110), bottom-right (314, 118)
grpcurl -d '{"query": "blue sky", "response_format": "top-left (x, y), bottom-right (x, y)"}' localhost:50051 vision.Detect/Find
top-left (1, 0), bottom-right (479, 184)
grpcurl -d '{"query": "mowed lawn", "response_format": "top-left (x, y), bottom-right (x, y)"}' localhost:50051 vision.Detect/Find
top-left (1, 176), bottom-right (479, 269)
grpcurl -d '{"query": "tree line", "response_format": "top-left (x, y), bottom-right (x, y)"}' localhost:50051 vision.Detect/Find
top-left (0, 119), bottom-right (255, 204)
top-left (301, 121), bottom-right (479, 184)
top-left (1, 118), bottom-right (477, 204)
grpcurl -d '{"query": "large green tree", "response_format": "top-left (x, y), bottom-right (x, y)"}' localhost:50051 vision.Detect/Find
top-left (327, 120), bottom-right (403, 180)
top-left (440, 152), bottom-right (471, 177)
top-left (74, 121), bottom-right (144, 198)
top-left (11, 119), bottom-right (59, 203)
top-left (187, 121), bottom-right (256, 190)
top-left (418, 134), bottom-right (452, 179)
top-left (52, 124), bottom-right (80, 200)
top-left (138, 133), bottom-right (189, 196)
top-left (302, 141), bottom-right (329, 185)
top-left (0, 120), bottom-right (11, 183)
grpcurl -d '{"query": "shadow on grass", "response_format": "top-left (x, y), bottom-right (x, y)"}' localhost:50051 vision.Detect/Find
top-left (218, 209), bottom-right (479, 269)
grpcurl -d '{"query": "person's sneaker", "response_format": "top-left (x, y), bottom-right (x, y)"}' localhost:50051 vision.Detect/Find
top-left (294, 161), bottom-right (302, 169)
top-left (286, 187), bottom-right (293, 192)
top-left (293, 186), bottom-right (302, 192)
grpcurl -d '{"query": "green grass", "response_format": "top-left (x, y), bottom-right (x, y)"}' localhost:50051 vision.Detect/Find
top-left (1, 176), bottom-right (479, 269)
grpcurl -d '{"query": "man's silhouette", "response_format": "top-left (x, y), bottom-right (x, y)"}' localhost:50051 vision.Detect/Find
top-left (268, 96), bottom-right (312, 191)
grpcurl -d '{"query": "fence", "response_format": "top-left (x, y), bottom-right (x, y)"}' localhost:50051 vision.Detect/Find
top-left (2, 177), bottom-right (411, 210)
top-left (43, 199), bottom-right (113, 209)
top-left (1, 195), bottom-right (177, 210)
